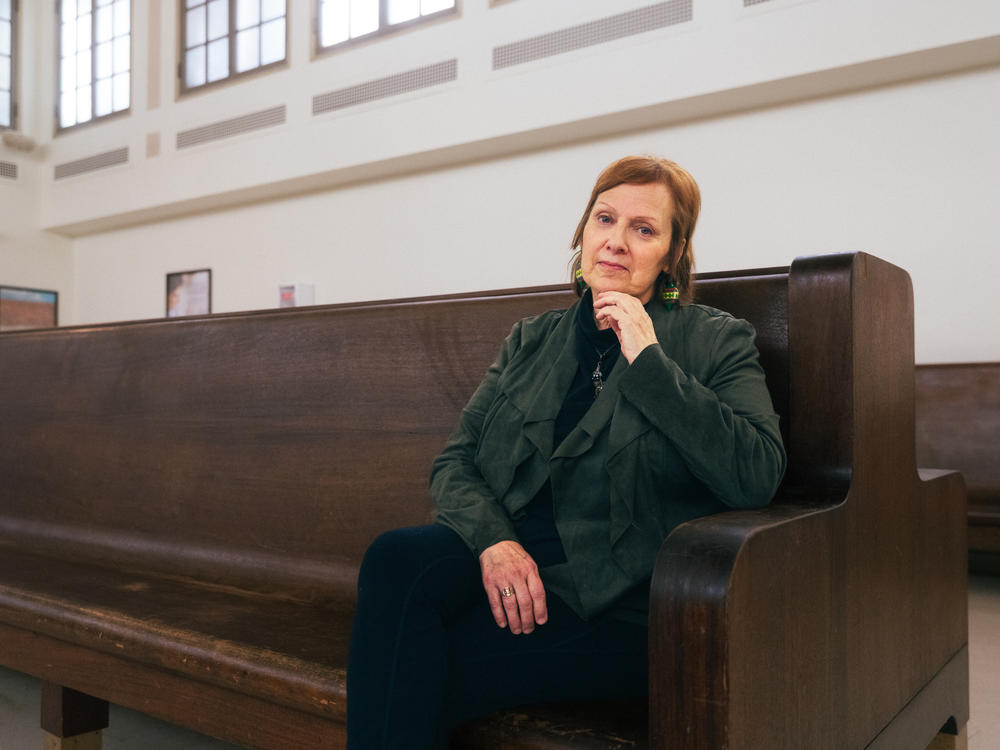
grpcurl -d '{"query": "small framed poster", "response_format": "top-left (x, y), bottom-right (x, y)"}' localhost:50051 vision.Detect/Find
top-left (166, 269), bottom-right (212, 318)
top-left (0, 286), bottom-right (59, 331)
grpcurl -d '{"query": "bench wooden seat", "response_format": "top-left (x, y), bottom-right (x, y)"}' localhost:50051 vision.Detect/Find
top-left (0, 547), bottom-right (351, 719)
top-left (0, 252), bottom-right (968, 749)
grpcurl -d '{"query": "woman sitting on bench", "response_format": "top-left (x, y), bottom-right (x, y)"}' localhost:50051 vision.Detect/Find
top-left (346, 155), bottom-right (787, 749)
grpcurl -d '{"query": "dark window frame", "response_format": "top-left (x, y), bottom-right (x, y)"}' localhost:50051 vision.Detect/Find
top-left (55, 0), bottom-right (133, 134)
top-left (177, 0), bottom-right (289, 96)
top-left (313, 0), bottom-right (458, 57)
top-left (0, 0), bottom-right (16, 130)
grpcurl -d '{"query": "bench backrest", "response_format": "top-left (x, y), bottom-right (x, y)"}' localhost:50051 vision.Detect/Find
top-left (916, 362), bottom-right (1000, 510)
top-left (0, 271), bottom-right (790, 602)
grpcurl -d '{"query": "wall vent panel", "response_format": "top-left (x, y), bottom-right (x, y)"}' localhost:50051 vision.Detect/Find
top-left (54, 148), bottom-right (129, 180)
top-left (313, 59), bottom-right (458, 116)
top-left (176, 105), bottom-right (286, 150)
top-left (493, 1), bottom-right (692, 70)
top-left (0, 161), bottom-right (17, 180)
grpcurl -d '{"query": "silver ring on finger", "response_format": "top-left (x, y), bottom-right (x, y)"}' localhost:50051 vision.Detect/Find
top-left (501, 586), bottom-right (514, 598)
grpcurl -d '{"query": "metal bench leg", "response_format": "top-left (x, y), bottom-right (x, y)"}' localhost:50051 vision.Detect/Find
top-left (40, 683), bottom-right (109, 750)
top-left (927, 724), bottom-right (968, 750)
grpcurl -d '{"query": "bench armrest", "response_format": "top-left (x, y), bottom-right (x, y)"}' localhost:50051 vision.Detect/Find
top-left (648, 489), bottom-right (847, 750)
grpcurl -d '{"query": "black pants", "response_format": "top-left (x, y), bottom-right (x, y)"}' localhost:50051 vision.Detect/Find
top-left (346, 524), bottom-right (648, 749)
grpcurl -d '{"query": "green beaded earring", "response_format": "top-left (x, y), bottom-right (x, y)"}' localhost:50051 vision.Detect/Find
top-left (662, 276), bottom-right (679, 309)
top-left (575, 266), bottom-right (586, 292)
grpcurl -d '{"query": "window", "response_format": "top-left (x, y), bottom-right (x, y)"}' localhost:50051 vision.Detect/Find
top-left (316, 0), bottom-right (455, 51)
top-left (58, 0), bottom-right (131, 130)
top-left (0, 0), bottom-right (14, 129)
top-left (181, 0), bottom-right (287, 92)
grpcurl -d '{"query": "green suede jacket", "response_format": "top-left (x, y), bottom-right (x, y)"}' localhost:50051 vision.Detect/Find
top-left (431, 294), bottom-right (786, 621)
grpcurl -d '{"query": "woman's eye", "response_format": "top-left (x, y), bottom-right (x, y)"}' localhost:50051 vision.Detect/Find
top-left (638, 226), bottom-right (653, 236)
top-left (596, 214), bottom-right (612, 224)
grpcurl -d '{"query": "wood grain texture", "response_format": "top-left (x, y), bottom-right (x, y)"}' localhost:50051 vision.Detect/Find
top-left (915, 362), bottom-right (1000, 572)
top-left (649, 253), bottom-right (968, 749)
top-left (1, 624), bottom-right (345, 750)
top-left (40, 682), bottom-right (109, 737)
top-left (0, 255), bottom-right (968, 749)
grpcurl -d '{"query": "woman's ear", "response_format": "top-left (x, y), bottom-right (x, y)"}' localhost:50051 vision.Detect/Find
top-left (664, 238), bottom-right (686, 275)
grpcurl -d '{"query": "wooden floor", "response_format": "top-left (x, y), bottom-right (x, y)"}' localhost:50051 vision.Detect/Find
top-left (0, 575), bottom-right (998, 749)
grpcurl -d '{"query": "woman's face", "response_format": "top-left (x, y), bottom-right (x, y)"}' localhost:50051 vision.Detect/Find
top-left (580, 182), bottom-right (674, 305)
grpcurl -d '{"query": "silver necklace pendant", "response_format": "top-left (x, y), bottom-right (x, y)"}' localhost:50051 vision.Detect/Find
top-left (591, 363), bottom-right (604, 397)
top-left (591, 343), bottom-right (616, 398)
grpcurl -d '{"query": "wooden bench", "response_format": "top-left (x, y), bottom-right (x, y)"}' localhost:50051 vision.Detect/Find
top-left (916, 362), bottom-right (1000, 574)
top-left (0, 251), bottom-right (968, 749)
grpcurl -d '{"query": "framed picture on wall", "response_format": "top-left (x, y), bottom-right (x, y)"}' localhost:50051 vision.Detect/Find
top-left (0, 286), bottom-right (59, 331)
top-left (166, 269), bottom-right (212, 318)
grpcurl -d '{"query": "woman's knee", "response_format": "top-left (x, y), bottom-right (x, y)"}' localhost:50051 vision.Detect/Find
top-left (358, 524), bottom-right (473, 595)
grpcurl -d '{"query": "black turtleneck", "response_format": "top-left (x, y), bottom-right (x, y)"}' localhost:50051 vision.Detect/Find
top-left (512, 293), bottom-right (622, 567)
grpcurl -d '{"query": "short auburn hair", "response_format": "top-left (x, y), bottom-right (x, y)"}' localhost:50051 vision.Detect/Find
top-left (570, 155), bottom-right (701, 305)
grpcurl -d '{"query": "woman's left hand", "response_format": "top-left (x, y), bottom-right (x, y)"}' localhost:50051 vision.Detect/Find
top-left (593, 291), bottom-right (659, 363)
top-left (479, 540), bottom-right (547, 634)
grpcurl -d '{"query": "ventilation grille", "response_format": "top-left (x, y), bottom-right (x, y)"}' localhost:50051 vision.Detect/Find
top-left (313, 59), bottom-right (458, 116)
top-left (493, 1), bottom-right (693, 70)
top-left (0, 161), bottom-right (16, 180)
top-left (177, 105), bottom-right (286, 150)
top-left (54, 147), bottom-right (129, 180)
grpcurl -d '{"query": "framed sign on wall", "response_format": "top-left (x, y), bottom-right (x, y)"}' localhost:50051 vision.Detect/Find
top-left (166, 269), bottom-right (212, 318)
top-left (0, 286), bottom-right (59, 331)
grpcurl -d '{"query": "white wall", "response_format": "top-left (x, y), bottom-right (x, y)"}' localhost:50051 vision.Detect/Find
top-left (0, 0), bottom-right (73, 317)
top-left (35, 0), bottom-right (1000, 232)
top-left (70, 62), bottom-right (1000, 364)
top-left (0, 158), bottom-right (73, 318)
top-left (8, 0), bottom-right (1000, 363)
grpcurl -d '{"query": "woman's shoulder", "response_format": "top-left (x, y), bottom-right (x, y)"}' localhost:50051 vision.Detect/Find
top-left (493, 304), bottom-right (575, 379)
top-left (510, 304), bottom-right (574, 344)
top-left (658, 301), bottom-right (752, 334)
top-left (681, 302), bottom-right (741, 323)
top-left (654, 302), bottom-right (759, 366)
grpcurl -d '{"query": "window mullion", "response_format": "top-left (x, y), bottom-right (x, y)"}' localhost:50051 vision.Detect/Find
top-left (53, 1), bottom-right (58, 129)
top-left (177, 1), bottom-right (183, 87)
top-left (257, 0), bottom-right (263, 68)
top-left (229, 0), bottom-right (236, 79)
top-left (3, 0), bottom-right (17, 129)
top-left (313, 1), bottom-right (320, 53)
top-left (10, 0), bottom-right (14, 110)
top-left (90, 9), bottom-right (98, 122)
top-left (317, 0), bottom-right (455, 54)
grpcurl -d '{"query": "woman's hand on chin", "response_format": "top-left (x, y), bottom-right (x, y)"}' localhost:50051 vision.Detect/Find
top-left (593, 291), bottom-right (660, 363)
top-left (479, 540), bottom-right (548, 634)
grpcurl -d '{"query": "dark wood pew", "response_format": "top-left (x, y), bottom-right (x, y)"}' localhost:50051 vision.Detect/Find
top-left (0, 252), bottom-right (968, 749)
top-left (916, 362), bottom-right (1000, 574)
